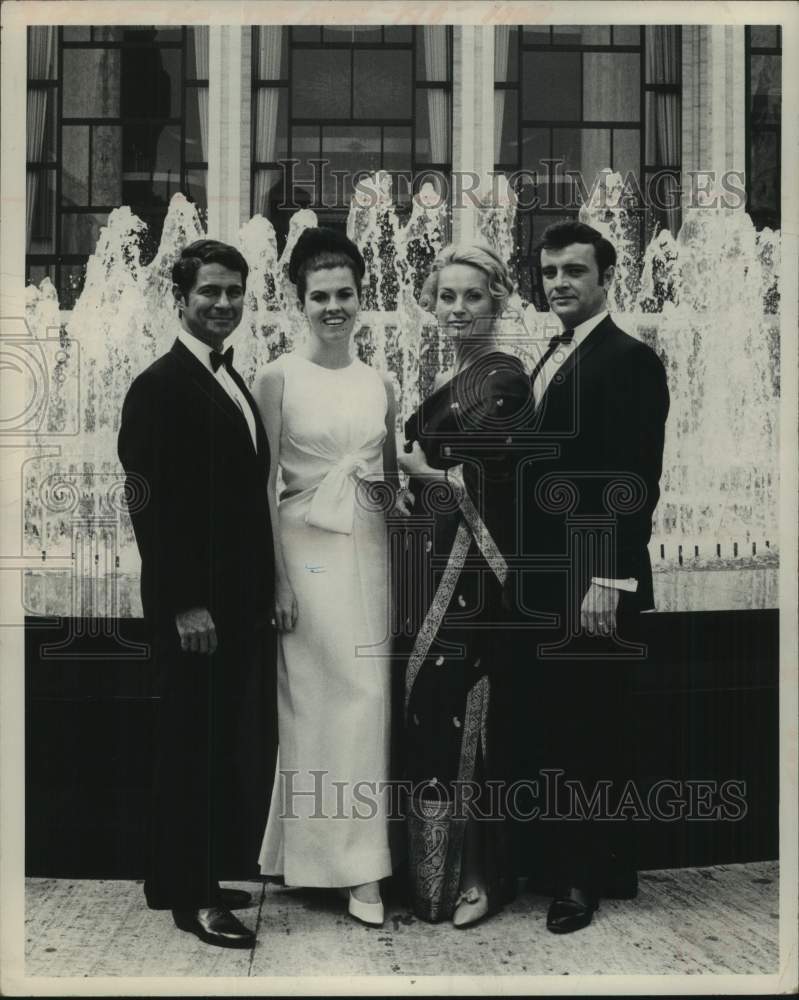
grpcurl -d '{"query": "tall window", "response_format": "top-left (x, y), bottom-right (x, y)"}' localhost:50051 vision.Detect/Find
top-left (252, 25), bottom-right (452, 245)
top-left (494, 25), bottom-right (681, 303)
top-left (746, 26), bottom-right (781, 231)
top-left (26, 28), bottom-right (58, 291)
top-left (25, 26), bottom-right (209, 308)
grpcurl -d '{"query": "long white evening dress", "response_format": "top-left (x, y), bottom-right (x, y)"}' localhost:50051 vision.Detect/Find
top-left (258, 352), bottom-right (394, 887)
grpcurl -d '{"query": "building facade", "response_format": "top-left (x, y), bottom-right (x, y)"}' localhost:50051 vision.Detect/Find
top-left (24, 23), bottom-right (782, 308)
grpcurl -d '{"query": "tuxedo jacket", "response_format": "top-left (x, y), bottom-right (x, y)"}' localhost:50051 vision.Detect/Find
top-left (118, 338), bottom-right (274, 640)
top-left (517, 315), bottom-right (669, 616)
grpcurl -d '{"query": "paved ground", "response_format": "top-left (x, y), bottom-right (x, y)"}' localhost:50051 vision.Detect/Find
top-left (24, 861), bottom-right (778, 980)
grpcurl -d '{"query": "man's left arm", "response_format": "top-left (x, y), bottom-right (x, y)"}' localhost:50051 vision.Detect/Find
top-left (581, 345), bottom-right (670, 634)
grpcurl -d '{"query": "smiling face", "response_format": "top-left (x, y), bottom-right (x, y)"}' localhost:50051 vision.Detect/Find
top-left (539, 242), bottom-right (613, 328)
top-left (301, 265), bottom-right (360, 346)
top-left (174, 262), bottom-right (245, 350)
top-left (434, 263), bottom-right (498, 341)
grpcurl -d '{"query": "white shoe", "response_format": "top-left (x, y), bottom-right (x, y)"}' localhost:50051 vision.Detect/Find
top-left (348, 890), bottom-right (384, 927)
top-left (452, 886), bottom-right (489, 928)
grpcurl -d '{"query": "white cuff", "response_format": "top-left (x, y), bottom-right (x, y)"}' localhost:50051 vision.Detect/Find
top-left (591, 576), bottom-right (639, 593)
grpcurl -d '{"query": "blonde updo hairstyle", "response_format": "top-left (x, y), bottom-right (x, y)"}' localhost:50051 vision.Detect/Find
top-left (418, 242), bottom-right (514, 316)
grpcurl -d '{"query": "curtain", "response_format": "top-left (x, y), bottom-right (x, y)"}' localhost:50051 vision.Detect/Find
top-left (192, 26), bottom-right (209, 161)
top-left (651, 91), bottom-right (680, 165)
top-left (646, 28), bottom-right (680, 168)
top-left (26, 26), bottom-right (55, 251)
top-left (646, 27), bottom-right (681, 233)
top-left (254, 27), bottom-right (284, 213)
top-left (494, 26), bottom-right (511, 163)
top-left (423, 27), bottom-right (448, 163)
top-left (654, 92), bottom-right (680, 233)
top-left (646, 25), bottom-right (679, 86)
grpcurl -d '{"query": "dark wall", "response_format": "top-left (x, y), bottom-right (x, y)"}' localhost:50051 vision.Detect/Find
top-left (25, 611), bottom-right (778, 878)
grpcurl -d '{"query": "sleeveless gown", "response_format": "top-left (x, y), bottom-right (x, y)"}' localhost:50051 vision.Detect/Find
top-left (258, 352), bottom-right (394, 887)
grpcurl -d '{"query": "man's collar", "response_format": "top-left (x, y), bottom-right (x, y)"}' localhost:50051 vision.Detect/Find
top-left (570, 309), bottom-right (609, 348)
top-left (177, 327), bottom-right (215, 371)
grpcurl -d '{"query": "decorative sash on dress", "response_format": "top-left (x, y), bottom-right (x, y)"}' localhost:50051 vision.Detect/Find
top-left (305, 451), bottom-right (371, 534)
top-left (405, 465), bottom-right (512, 922)
top-left (405, 466), bottom-right (506, 710)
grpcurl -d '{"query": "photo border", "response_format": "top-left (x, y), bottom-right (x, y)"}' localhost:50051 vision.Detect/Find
top-left (1, 1), bottom-right (797, 995)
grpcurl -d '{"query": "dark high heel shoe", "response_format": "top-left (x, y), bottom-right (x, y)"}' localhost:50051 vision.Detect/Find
top-left (546, 887), bottom-right (599, 934)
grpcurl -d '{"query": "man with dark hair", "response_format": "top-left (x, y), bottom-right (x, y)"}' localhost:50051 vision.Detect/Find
top-left (171, 238), bottom-right (250, 302)
top-left (510, 219), bottom-right (669, 934)
top-left (536, 218), bottom-right (617, 276)
top-left (118, 239), bottom-right (275, 948)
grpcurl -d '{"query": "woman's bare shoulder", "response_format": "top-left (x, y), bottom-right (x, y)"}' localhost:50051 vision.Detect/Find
top-left (253, 356), bottom-right (287, 399)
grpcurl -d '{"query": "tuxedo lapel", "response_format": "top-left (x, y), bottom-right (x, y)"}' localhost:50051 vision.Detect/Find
top-left (170, 339), bottom-right (255, 451)
top-left (227, 364), bottom-right (268, 460)
top-left (534, 314), bottom-right (614, 411)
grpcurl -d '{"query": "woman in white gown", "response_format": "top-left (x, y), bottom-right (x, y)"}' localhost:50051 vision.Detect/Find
top-left (254, 228), bottom-right (408, 926)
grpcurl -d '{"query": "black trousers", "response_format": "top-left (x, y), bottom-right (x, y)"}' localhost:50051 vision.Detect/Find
top-left (143, 624), bottom-right (277, 911)
top-left (507, 604), bottom-right (643, 898)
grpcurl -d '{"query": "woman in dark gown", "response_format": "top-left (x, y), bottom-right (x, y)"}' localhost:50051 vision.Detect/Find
top-left (398, 244), bottom-right (533, 927)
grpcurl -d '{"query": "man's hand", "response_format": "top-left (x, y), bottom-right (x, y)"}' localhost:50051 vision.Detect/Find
top-left (175, 606), bottom-right (218, 655)
top-left (580, 582), bottom-right (620, 636)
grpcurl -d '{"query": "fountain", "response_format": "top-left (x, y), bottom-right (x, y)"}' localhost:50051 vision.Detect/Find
top-left (576, 171), bottom-right (780, 608)
top-left (22, 170), bottom-right (780, 616)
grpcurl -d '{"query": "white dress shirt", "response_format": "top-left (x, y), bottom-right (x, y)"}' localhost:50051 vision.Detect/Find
top-left (533, 309), bottom-right (638, 595)
top-left (533, 309), bottom-right (608, 406)
top-left (177, 328), bottom-right (258, 451)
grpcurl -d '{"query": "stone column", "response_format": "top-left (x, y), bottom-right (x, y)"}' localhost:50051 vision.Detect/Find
top-left (207, 27), bottom-right (251, 243)
top-left (451, 26), bottom-right (495, 243)
top-left (239, 28), bottom-right (253, 231)
top-left (0, 20), bottom-right (27, 319)
top-left (682, 26), bottom-right (746, 210)
top-left (1, 17), bottom-right (33, 922)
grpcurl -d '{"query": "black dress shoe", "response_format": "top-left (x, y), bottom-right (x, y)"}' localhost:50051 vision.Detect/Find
top-left (173, 907), bottom-right (255, 948)
top-left (546, 887), bottom-right (599, 935)
top-left (219, 887), bottom-right (252, 909)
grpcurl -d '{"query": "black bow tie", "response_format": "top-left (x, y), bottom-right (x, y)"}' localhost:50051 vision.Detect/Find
top-left (210, 346), bottom-right (234, 373)
top-left (549, 328), bottom-right (575, 349)
top-left (530, 329), bottom-right (574, 384)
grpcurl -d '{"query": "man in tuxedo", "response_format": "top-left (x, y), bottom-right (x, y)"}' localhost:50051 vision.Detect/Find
top-left (510, 221), bottom-right (669, 933)
top-left (118, 240), bottom-right (276, 948)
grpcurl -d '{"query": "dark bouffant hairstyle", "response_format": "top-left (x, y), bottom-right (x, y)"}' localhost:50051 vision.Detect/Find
top-left (172, 240), bottom-right (250, 300)
top-left (288, 227), bottom-right (366, 302)
top-left (535, 220), bottom-right (617, 277)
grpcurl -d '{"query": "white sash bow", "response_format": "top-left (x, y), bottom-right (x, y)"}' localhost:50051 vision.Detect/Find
top-left (305, 452), bottom-right (370, 534)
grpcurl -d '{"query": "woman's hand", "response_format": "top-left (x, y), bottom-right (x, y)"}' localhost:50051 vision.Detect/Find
top-left (390, 487), bottom-right (414, 518)
top-left (273, 575), bottom-right (298, 632)
top-left (397, 438), bottom-right (435, 478)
